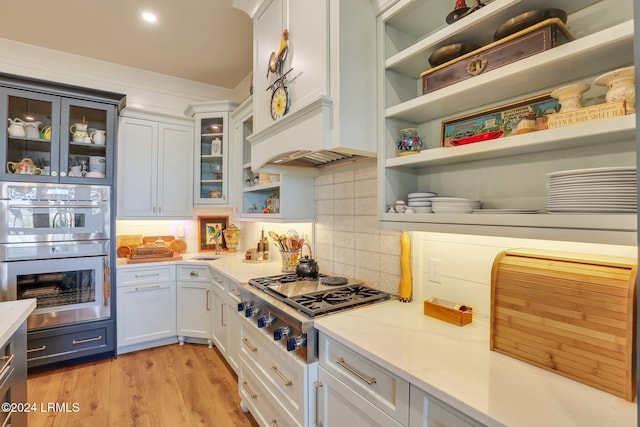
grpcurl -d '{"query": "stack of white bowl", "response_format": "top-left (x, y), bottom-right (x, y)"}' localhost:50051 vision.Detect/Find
top-left (431, 197), bottom-right (481, 213)
top-left (407, 192), bottom-right (437, 213)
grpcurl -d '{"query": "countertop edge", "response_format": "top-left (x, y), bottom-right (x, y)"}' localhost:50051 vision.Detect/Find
top-left (0, 299), bottom-right (37, 346)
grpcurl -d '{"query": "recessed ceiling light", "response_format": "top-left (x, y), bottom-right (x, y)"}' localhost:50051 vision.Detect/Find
top-left (142, 12), bottom-right (157, 23)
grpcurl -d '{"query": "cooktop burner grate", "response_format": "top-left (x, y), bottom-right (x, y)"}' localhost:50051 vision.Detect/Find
top-left (288, 285), bottom-right (390, 317)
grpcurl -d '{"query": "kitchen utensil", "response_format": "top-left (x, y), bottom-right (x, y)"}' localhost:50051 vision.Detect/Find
top-left (6, 158), bottom-right (41, 175)
top-left (295, 243), bottom-right (318, 278)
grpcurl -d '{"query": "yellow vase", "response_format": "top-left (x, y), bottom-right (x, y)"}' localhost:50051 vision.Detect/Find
top-left (223, 224), bottom-right (240, 252)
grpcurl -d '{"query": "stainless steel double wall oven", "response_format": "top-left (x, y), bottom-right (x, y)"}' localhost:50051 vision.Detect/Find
top-left (0, 182), bottom-right (114, 366)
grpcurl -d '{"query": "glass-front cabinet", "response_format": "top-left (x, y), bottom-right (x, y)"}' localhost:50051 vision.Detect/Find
top-left (185, 101), bottom-right (238, 206)
top-left (0, 78), bottom-right (121, 184)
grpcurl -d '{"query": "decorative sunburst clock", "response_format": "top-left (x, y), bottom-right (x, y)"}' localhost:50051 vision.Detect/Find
top-left (270, 83), bottom-right (289, 120)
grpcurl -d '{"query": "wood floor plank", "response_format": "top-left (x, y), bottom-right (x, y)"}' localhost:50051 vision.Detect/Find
top-left (27, 343), bottom-right (259, 427)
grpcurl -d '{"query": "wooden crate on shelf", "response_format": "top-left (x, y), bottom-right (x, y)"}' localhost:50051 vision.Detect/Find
top-left (491, 248), bottom-right (637, 401)
top-left (421, 18), bottom-right (574, 95)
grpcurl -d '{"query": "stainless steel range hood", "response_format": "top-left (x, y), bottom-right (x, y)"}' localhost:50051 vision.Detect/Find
top-left (248, 96), bottom-right (376, 171)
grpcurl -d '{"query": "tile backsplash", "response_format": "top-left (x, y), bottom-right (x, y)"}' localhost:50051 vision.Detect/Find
top-left (314, 165), bottom-right (402, 295)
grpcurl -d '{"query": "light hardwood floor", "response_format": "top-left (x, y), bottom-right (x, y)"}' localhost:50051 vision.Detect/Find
top-left (27, 343), bottom-right (259, 427)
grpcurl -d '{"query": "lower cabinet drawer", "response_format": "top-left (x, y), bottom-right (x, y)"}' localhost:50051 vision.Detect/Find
top-left (319, 332), bottom-right (409, 425)
top-left (239, 359), bottom-right (299, 427)
top-left (240, 322), bottom-right (309, 424)
top-left (27, 322), bottom-right (113, 367)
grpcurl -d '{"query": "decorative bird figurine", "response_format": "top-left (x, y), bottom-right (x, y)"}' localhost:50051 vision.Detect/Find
top-left (267, 29), bottom-right (289, 78)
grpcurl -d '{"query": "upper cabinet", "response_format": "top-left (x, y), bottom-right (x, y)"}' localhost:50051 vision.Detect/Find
top-left (248, 0), bottom-right (378, 170)
top-left (185, 101), bottom-right (238, 207)
top-left (117, 110), bottom-right (194, 219)
top-left (378, 0), bottom-right (636, 245)
top-left (0, 76), bottom-right (123, 185)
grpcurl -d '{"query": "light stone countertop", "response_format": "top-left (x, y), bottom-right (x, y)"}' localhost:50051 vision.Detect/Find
top-left (116, 253), bottom-right (637, 426)
top-left (314, 300), bottom-right (637, 427)
top-left (0, 299), bottom-right (36, 347)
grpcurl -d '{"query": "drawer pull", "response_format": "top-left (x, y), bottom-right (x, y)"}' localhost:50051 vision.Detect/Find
top-left (1, 409), bottom-right (13, 427)
top-left (206, 290), bottom-right (211, 311)
top-left (242, 338), bottom-right (257, 352)
top-left (134, 273), bottom-right (160, 278)
top-left (241, 381), bottom-right (257, 399)
top-left (230, 288), bottom-right (241, 297)
top-left (270, 366), bottom-right (293, 386)
top-left (27, 345), bottom-right (47, 353)
top-left (270, 420), bottom-right (279, 427)
top-left (0, 354), bottom-right (14, 377)
top-left (72, 335), bottom-right (102, 345)
top-left (190, 271), bottom-right (199, 277)
top-left (336, 357), bottom-right (377, 385)
top-left (134, 284), bottom-right (161, 291)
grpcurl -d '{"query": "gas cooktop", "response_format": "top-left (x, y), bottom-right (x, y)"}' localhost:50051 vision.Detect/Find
top-left (248, 274), bottom-right (391, 318)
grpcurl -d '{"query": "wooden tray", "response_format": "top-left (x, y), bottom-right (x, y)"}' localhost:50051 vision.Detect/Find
top-left (421, 18), bottom-right (574, 95)
top-left (491, 248), bottom-right (637, 401)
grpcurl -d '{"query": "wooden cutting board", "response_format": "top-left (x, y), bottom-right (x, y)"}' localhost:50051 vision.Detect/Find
top-left (127, 254), bottom-right (183, 264)
top-left (491, 248), bottom-right (637, 401)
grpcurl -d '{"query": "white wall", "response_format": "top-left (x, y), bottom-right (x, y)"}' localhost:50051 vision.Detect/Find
top-left (414, 232), bottom-right (637, 325)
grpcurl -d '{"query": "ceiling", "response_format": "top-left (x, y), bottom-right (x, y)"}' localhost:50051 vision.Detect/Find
top-left (0, 0), bottom-right (253, 90)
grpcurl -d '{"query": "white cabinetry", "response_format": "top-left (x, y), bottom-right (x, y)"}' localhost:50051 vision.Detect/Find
top-left (378, 0), bottom-right (635, 245)
top-left (409, 385), bottom-right (484, 427)
top-left (318, 332), bottom-right (486, 426)
top-left (177, 264), bottom-right (213, 347)
top-left (209, 268), bottom-right (242, 374)
top-left (117, 111), bottom-right (194, 218)
top-left (184, 101), bottom-right (238, 206)
top-left (116, 265), bottom-right (177, 354)
top-left (317, 332), bottom-right (409, 426)
top-left (238, 311), bottom-right (316, 426)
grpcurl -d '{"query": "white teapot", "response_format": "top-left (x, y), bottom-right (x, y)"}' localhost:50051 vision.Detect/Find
top-left (7, 118), bottom-right (26, 137)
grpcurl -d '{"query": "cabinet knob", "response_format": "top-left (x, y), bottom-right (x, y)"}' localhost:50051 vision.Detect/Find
top-left (190, 271), bottom-right (199, 277)
top-left (58, 171), bottom-right (65, 177)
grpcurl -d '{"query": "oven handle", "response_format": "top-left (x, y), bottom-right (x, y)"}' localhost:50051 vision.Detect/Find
top-left (103, 258), bottom-right (111, 306)
top-left (8, 203), bottom-right (99, 209)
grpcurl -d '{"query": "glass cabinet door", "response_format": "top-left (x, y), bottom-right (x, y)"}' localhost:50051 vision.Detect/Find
top-left (59, 98), bottom-right (116, 184)
top-left (1, 88), bottom-right (61, 182)
top-left (197, 116), bottom-right (227, 203)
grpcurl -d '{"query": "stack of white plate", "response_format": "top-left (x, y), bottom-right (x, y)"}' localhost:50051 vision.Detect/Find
top-left (546, 166), bottom-right (637, 213)
top-left (407, 192), bottom-right (437, 213)
top-left (431, 197), bottom-right (481, 213)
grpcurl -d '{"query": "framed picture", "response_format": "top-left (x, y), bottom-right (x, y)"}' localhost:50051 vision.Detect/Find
top-left (198, 216), bottom-right (228, 252)
top-left (441, 94), bottom-right (560, 147)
